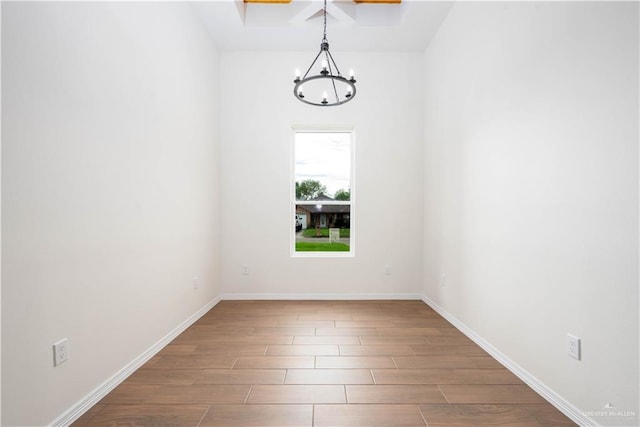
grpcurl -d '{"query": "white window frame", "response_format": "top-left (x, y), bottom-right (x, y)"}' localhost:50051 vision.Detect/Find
top-left (291, 127), bottom-right (355, 258)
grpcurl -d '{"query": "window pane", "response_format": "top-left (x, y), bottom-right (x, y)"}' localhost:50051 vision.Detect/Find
top-left (295, 204), bottom-right (350, 252)
top-left (295, 132), bottom-right (350, 201)
top-left (294, 132), bottom-right (352, 254)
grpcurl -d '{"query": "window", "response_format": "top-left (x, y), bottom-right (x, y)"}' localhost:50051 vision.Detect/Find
top-left (292, 130), bottom-right (354, 256)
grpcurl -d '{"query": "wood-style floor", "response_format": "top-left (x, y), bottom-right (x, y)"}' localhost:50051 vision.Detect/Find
top-left (73, 300), bottom-right (576, 426)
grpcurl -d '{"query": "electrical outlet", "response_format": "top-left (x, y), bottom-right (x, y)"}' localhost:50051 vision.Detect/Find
top-left (241, 265), bottom-right (250, 276)
top-left (193, 277), bottom-right (199, 290)
top-left (53, 338), bottom-right (68, 367)
top-left (384, 265), bottom-right (391, 275)
top-left (567, 334), bottom-right (581, 360)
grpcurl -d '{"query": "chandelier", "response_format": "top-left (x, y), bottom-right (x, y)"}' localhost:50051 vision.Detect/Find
top-left (293, 0), bottom-right (356, 107)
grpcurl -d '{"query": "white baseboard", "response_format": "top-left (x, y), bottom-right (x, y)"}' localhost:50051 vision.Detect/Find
top-left (421, 295), bottom-right (596, 427)
top-left (222, 293), bottom-right (423, 300)
top-left (50, 296), bottom-right (221, 427)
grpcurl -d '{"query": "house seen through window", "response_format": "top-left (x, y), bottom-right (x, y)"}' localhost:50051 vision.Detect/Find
top-left (293, 130), bottom-right (353, 255)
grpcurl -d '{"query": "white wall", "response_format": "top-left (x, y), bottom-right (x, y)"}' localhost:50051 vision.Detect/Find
top-left (219, 51), bottom-right (424, 297)
top-left (423, 2), bottom-right (638, 426)
top-left (1, 3), bottom-right (221, 425)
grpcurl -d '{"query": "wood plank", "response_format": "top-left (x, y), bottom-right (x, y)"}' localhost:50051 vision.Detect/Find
top-left (351, 313), bottom-right (437, 321)
top-left (151, 355), bottom-right (237, 369)
top-left (298, 313), bottom-right (353, 321)
top-left (346, 385), bottom-right (448, 404)
top-left (199, 404), bottom-right (313, 427)
top-left (101, 384), bottom-right (159, 404)
top-left (316, 327), bottom-right (378, 336)
top-left (410, 345), bottom-right (489, 356)
top-left (377, 328), bottom-right (443, 336)
top-left (277, 320), bottom-right (335, 328)
top-left (372, 368), bottom-right (523, 385)
top-left (314, 404), bottom-right (425, 426)
top-left (266, 344), bottom-right (339, 356)
top-left (359, 336), bottom-right (429, 345)
top-left (285, 369), bottom-right (373, 384)
top-left (439, 385), bottom-right (549, 404)
top-left (175, 334), bottom-right (293, 345)
top-left (233, 356), bottom-right (315, 369)
top-left (85, 404), bottom-right (209, 427)
top-left (336, 320), bottom-right (395, 328)
top-left (392, 320), bottom-right (456, 328)
top-left (521, 404), bottom-right (578, 426)
top-left (393, 356), bottom-right (503, 369)
top-left (175, 327), bottom-right (255, 338)
top-left (425, 336), bottom-right (476, 345)
top-left (126, 369), bottom-right (203, 385)
top-left (148, 384), bottom-right (251, 404)
top-left (340, 345), bottom-right (416, 356)
top-left (247, 385), bottom-right (346, 404)
top-left (192, 319), bottom-right (279, 327)
top-left (424, 403), bottom-right (576, 426)
top-left (419, 404), bottom-right (540, 427)
top-left (157, 344), bottom-right (197, 356)
top-left (316, 356), bottom-right (396, 369)
top-left (293, 335), bottom-right (360, 345)
top-left (192, 344), bottom-right (267, 356)
top-left (197, 369), bottom-right (286, 385)
top-left (252, 327), bottom-right (315, 336)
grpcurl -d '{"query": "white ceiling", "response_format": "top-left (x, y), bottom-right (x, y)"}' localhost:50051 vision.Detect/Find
top-left (190, 1), bottom-right (455, 52)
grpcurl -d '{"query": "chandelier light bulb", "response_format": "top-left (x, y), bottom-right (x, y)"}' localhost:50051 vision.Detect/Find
top-left (294, 69), bottom-right (301, 83)
top-left (321, 60), bottom-right (328, 75)
top-left (298, 86), bottom-right (304, 98)
top-left (322, 91), bottom-right (328, 105)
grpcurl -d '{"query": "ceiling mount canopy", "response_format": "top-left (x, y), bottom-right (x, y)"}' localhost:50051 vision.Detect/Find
top-left (293, 0), bottom-right (356, 107)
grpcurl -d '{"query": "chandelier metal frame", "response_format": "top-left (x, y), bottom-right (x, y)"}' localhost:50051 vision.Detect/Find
top-left (293, 0), bottom-right (356, 107)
